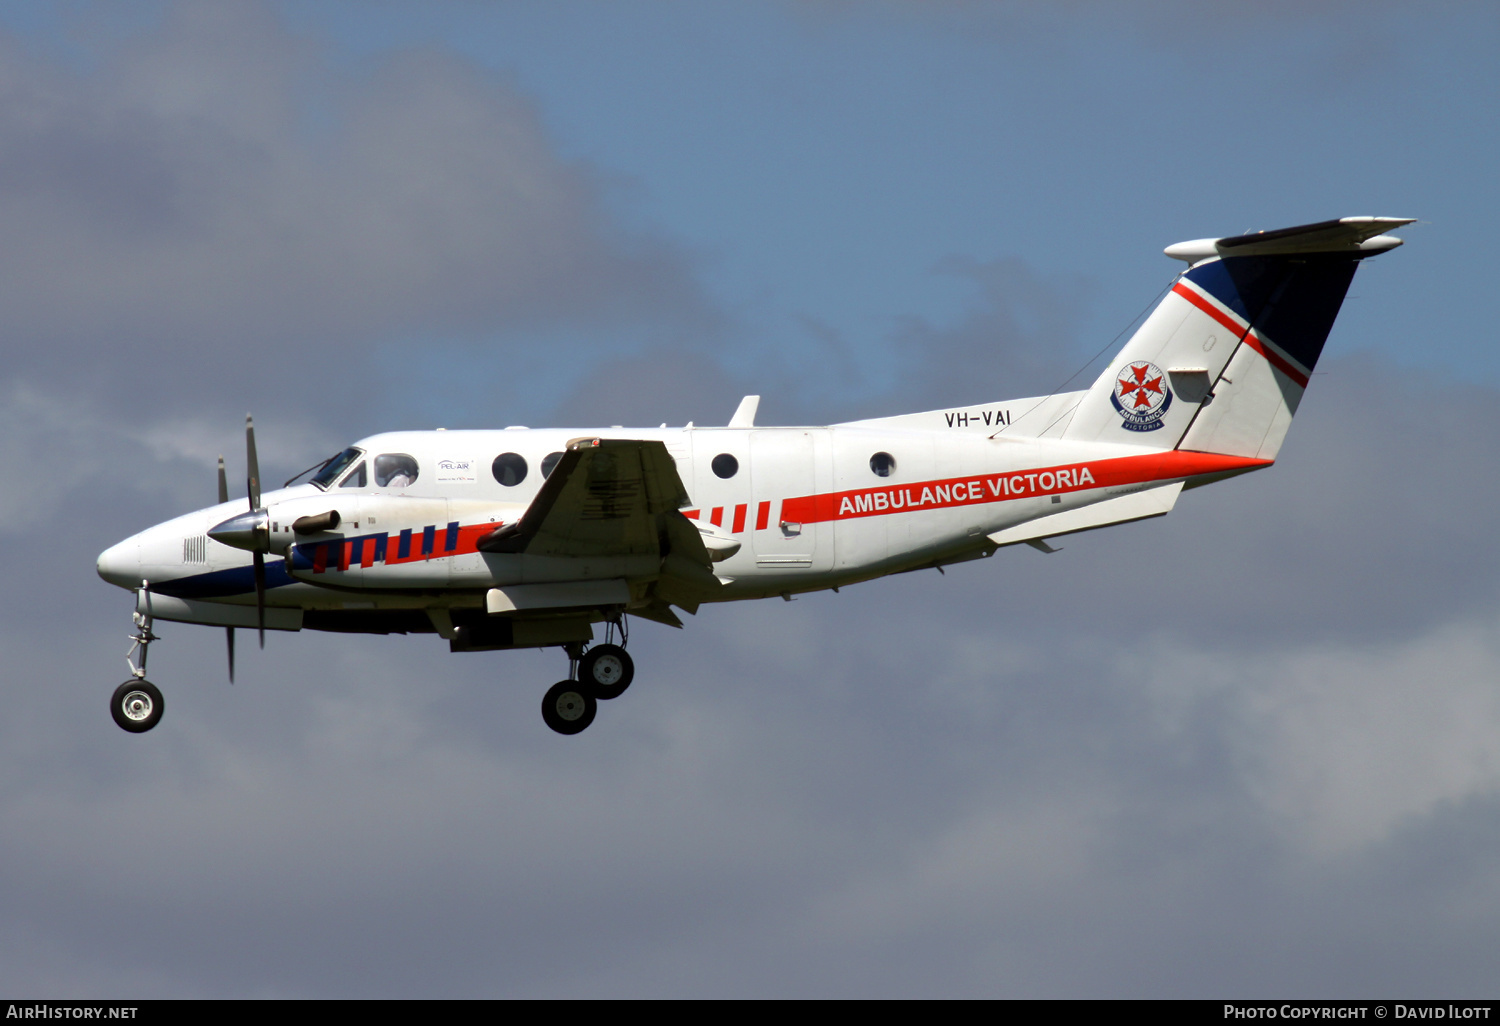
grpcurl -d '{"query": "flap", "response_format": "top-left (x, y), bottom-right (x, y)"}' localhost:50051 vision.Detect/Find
top-left (486, 579), bottom-right (631, 614)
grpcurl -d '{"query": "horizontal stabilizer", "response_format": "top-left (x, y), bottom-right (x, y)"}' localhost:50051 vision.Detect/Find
top-left (1165, 217), bottom-right (1414, 263)
top-left (988, 483), bottom-right (1183, 548)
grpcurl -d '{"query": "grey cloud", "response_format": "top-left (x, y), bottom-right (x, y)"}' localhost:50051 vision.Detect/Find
top-left (0, 2), bottom-right (708, 413)
top-left (886, 254), bottom-right (1097, 413)
top-left (533, 252), bottom-right (1095, 430)
top-left (544, 344), bottom-right (751, 430)
top-left (12, 353), bottom-right (1500, 996)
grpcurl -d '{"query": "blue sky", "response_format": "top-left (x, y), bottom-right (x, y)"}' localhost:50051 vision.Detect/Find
top-left (1, 0), bottom-right (1497, 998)
top-left (288, 2), bottom-right (1489, 406)
top-left (10, 1), bottom-right (1485, 424)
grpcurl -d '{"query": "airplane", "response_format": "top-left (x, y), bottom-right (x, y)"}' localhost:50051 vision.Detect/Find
top-left (96, 216), bottom-right (1413, 736)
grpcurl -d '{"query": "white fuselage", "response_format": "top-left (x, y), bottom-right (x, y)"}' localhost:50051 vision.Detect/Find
top-left (96, 400), bottom-right (1264, 629)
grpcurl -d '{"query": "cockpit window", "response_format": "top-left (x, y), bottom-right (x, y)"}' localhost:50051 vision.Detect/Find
top-left (338, 461), bottom-right (367, 488)
top-left (310, 447), bottom-right (363, 490)
top-left (375, 453), bottom-right (419, 488)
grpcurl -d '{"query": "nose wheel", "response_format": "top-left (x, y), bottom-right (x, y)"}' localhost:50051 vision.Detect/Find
top-left (112, 680), bottom-right (164, 733)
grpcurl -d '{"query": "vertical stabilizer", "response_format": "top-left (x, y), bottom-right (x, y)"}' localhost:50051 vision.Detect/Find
top-left (1063, 217), bottom-right (1411, 459)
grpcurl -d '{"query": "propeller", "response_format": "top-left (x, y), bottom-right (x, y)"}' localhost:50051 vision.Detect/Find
top-left (218, 456), bottom-right (234, 683)
top-left (246, 415), bottom-right (266, 649)
top-left (206, 415), bottom-right (271, 656)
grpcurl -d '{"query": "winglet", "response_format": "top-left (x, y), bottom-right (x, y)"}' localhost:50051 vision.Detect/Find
top-left (729, 395), bottom-right (760, 428)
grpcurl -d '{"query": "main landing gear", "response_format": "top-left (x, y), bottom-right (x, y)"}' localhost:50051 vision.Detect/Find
top-left (112, 584), bottom-right (164, 733)
top-left (541, 622), bottom-right (635, 736)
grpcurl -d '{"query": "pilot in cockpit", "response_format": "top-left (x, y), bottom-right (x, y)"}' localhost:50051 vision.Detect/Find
top-left (375, 453), bottom-right (419, 490)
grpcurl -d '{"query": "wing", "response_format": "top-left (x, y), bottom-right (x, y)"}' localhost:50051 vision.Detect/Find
top-left (478, 437), bottom-right (689, 557)
top-left (475, 438), bottom-right (720, 620)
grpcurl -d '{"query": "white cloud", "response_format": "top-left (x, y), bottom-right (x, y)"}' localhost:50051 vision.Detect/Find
top-left (0, 379), bottom-right (337, 532)
top-left (1222, 617), bottom-right (1500, 857)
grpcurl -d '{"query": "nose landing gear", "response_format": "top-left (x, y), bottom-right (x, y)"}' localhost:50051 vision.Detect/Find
top-left (541, 620), bottom-right (635, 735)
top-left (113, 583), bottom-right (164, 733)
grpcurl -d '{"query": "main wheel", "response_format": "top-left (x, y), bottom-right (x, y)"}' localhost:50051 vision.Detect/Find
top-left (579, 643), bottom-right (634, 700)
top-left (111, 680), bottom-right (164, 733)
top-left (542, 680), bottom-right (597, 735)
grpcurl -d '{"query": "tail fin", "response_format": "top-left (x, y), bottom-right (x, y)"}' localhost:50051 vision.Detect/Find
top-left (1063, 217), bottom-right (1412, 459)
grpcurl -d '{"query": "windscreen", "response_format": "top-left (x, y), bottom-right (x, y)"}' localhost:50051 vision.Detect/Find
top-left (310, 447), bottom-right (363, 490)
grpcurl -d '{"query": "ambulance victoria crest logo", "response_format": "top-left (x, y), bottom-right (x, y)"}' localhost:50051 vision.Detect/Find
top-left (1110, 360), bottom-right (1172, 432)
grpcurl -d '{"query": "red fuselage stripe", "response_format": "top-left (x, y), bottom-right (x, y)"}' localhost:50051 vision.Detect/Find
top-left (780, 449), bottom-right (1269, 525)
top-left (1171, 282), bottom-right (1310, 388)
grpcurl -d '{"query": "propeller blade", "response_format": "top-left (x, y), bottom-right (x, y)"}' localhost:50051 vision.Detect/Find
top-left (225, 626), bottom-right (235, 684)
top-left (253, 551), bottom-right (266, 649)
top-left (245, 414), bottom-right (261, 511)
top-left (218, 455), bottom-right (229, 505)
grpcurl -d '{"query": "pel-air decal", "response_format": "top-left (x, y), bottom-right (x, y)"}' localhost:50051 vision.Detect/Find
top-left (1111, 361), bottom-right (1172, 432)
top-left (435, 458), bottom-right (476, 483)
top-left (944, 408), bottom-right (1012, 428)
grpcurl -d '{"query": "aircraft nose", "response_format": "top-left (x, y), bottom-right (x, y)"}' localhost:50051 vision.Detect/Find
top-left (96, 537), bottom-right (141, 590)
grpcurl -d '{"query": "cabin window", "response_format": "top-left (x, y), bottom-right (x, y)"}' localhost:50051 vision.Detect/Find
top-left (541, 451), bottom-right (564, 478)
top-left (375, 453), bottom-right (419, 488)
top-left (338, 461), bottom-right (367, 488)
top-left (492, 452), bottom-right (528, 487)
top-left (310, 447), bottom-right (363, 489)
top-left (711, 453), bottom-right (739, 479)
top-left (870, 452), bottom-right (896, 478)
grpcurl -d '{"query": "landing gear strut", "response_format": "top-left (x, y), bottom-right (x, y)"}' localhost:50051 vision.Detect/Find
top-left (541, 618), bottom-right (635, 735)
top-left (113, 583), bottom-right (164, 733)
